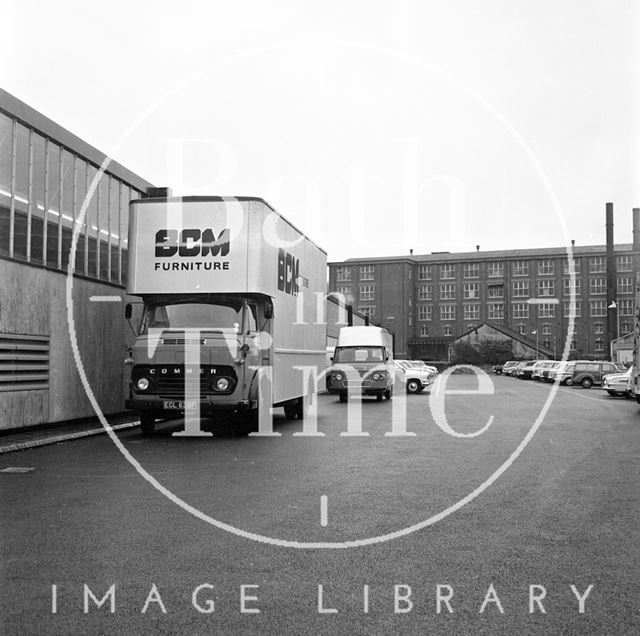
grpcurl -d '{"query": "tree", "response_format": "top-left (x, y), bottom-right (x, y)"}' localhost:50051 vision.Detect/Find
top-left (451, 340), bottom-right (482, 365)
top-left (477, 338), bottom-right (514, 365)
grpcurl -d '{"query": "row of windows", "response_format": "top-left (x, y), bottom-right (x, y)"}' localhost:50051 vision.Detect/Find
top-left (0, 111), bottom-right (145, 284)
top-left (413, 299), bottom-right (633, 321)
top-left (337, 277), bottom-right (635, 304)
top-left (335, 255), bottom-right (634, 283)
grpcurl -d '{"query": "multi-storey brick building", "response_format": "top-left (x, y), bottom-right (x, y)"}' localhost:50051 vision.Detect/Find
top-left (328, 239), bottom-right (640, 361)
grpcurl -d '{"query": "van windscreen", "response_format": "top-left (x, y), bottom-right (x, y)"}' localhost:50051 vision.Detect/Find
top-left (334, 347), bottom-right (385, 363)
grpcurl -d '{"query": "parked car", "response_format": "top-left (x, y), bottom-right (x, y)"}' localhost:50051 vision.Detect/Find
top-left (549, 361), bottom-right (576, 385)
top-left (571, 360), bottom-right (626, 388)
top-left (410, 360), bottom-right (438, 376)
top-left (493, 361), bottom-right (519, 375)
top-left (505, 361), bottom-right (527, 377)
top-left (394, 360), bottom-right (431, 393)
top-left (516, 360), bottom-right (541, 380)
top-left (531, 360), bottom-right (556, 381)
top-left (601, 365), bottom-right (633, 397)
top-left (542, 361), bottom-right (564, 382)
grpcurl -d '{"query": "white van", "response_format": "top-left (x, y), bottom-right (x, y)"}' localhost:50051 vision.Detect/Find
top-left (326, 326), bottom-right (394, 402)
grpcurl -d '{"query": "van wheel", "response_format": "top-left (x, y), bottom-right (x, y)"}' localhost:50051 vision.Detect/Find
top-left (581, 378), bottom-right (593, 389)
top-left (406, 379), bottom-right (420, 394)
top-left (140, 414), bottom-right (156, 435)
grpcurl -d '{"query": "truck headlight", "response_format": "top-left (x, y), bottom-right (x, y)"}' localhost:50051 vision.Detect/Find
top-left (215, 377), bottom-right (230, 391)
top-left (136, 377), bottom-right (150, 391)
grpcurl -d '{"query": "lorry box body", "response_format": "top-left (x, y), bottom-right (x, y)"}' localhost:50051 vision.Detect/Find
top-left (125, 196), bottom-right (327, 432)
top-left (326, 326), bottom-right (395, 401)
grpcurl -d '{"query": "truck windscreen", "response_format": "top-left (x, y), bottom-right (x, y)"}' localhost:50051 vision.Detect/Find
top-left (334, 347), bottom-right (385, 363)
top-left (143, 301), bottom-right (257, 332)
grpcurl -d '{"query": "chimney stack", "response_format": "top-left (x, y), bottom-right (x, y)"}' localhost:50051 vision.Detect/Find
top-left (476, 245), bottom-right (480, 252)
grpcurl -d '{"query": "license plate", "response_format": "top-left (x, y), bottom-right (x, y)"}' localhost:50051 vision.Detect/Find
top-left (163, 400), bottom-right (197, 410)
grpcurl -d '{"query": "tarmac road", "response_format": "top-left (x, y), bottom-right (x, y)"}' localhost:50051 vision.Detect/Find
top-left (1, 374), bottom-right (639, 635)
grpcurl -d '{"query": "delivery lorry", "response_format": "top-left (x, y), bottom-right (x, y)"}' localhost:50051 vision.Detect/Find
top-left (325, 326), bottom-right (395, 402)
top-left (124, 195), bottom-right (327, 434)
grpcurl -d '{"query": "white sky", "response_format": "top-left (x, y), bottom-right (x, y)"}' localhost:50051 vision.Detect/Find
top-left (4, 0), bottom-right (639, 261)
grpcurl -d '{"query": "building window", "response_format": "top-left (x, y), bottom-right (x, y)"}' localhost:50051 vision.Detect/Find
top-left (563, 258), bottom-right (581, 275)
top-left (570, 338), bottom-right (577, 350)
top-left (336, 266), bottom-right (351, 282)
top-left (594, 321), bottom-right (604, 334)
top-left (417, 284), bottom-right (432, 301)
top-left (595, 339), bottom-right (604, 352)
top-left (420, 325), bottom-right (428, 336)
top-left (512, 260), bottom-right (529, 276)
top-left (440, 284), bottom-right (456, 300)
top-left (513, 281), bottom-right (530, 297)
top-left (487, 303), bottom-right (504, 320)
top-left (537, 259), bottom-right (554, 275)
top-left (617, 277), bottom-right (633, 295)
top-left (616, 255), bottom-right (632, 272)
top-left (542, 324), bottom-right (552, 335)
top-left (513, 303), bottom-right (529, 319)
top-left (538, 303), bottom-right (555, 318)
top-left (417, 305), bottom-right (432, 321)
top-left (440, 304), bottom-right (456, 321)
top-left (464, 304), bottom-right (480, 320)
top-left (590, 300), bottom-right (606, 317)
top-left (418, 264), bottom-right (432, 280)
top-left (463, 283), bottom-right (480, 299)
top-left (563, 301), bottom-right (582, 318)
top-left (336, 286), bottom-right (353, 302)
top-left (621, 321), bottom-right (632, 334)
top-left (589, 256), bottom-right (606, 273)
top-left (542, 339), bottom-right (552, 349)
top-left (589, 278), bottom-right (606, 295)
top-left (487, 262), bottom-right (503, 278)
top-left (487, 285), bottom-right (503, 298)
top-left (443, 326), bottom-right (452, 336)
top-left (537, 280), bottom-right (555, 297)
top-left (464, 263), bottom-right (479, 278)
top-left (563, 279), bottom-right (581, 296)
top-left (358, 306), bottom-right (376, 320)
top-left (619, 299), bottom-right (634, 316)
top-left (517, 324), bottom-right (526, 335)
top-left (360, 265), bottom-right (375, 280)
top-left (359, 284), bottom-right (375, 301)
top-left (440, 264), bottom-right (456, 280)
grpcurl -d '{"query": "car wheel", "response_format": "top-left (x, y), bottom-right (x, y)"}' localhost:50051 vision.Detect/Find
top-left (581, 377), bottom-right (593, 389)
top-left (564, 378), bottom-right (573, 386)
top-left (284, 401), bottom-right (300, 419)
top-left (384, 388), bottom-right (392, 400)
top-left (339, 393), bottom-right (347, 403)
top-left (406, 379), bottom-right (420, 393)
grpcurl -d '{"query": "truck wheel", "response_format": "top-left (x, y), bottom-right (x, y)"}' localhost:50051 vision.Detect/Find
top-left (406, 379), bottom-right (420, 394)
top-left (581, 378), bottom-right (593, 389)
top-left (284, 402), bottom-right (298, 420)
top-left (140, 414), bottom-right (156, 435)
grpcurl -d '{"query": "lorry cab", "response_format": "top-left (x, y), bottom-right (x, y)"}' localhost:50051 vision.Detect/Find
top-left (326, 326), bottom-right (394, 402)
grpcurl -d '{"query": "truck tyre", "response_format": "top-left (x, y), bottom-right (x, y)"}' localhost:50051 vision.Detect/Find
top-left (581, 377), bottom-right (593, 389)
top-left (140, 413), bottom-right (156, 435)
top-left (406, 379), bottom-right (420, 394)
top-left (284, 402), bottom-right (298, 420)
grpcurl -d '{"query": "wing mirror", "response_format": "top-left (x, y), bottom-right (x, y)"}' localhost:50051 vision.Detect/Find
top-left (264, 301), bottom-right (273, 320)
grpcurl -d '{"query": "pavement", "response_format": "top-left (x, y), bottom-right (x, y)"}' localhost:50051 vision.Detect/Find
top-left (0, 414), bottom-right (140, 454)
